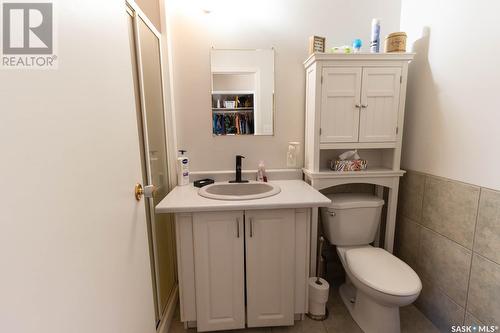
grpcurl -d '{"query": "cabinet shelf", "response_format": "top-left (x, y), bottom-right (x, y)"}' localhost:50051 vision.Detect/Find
top-left (303, 167), bottom-right (405, 179)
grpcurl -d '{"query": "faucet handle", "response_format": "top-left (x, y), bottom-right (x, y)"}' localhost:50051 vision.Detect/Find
top-left (236, 155), bottom-right (245, 159)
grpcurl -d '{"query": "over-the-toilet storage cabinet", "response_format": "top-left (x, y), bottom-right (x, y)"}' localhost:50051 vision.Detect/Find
top-left (303, 53), bottom-right (414, 275)
top-left (176, 208), bottom-right (310, 332)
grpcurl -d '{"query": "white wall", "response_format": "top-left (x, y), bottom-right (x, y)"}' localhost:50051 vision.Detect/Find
top-left (166, 0), bottom-right (401, 171)
top-left (400, 0), bottom-right (500, 190)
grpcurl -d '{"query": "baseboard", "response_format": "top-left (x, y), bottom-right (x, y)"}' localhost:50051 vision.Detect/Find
top-left (157, 284), bottom-right (179, 333)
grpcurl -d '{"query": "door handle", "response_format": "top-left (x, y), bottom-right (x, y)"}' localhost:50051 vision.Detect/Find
top-left (249, 218), bottom-right (253, 237)
top-left (236, 218), bottom-right (240, 238)
top-left (135, 183), bottom-right (143, 201)
top-left (135, 184), bottom-right (157, 201)
top-left (361, 104), bottom-right (368, 108)
top-left (355, 104), bottom-right (361, 109)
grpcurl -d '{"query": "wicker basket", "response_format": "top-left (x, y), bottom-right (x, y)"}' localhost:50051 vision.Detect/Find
top-left (384, 32), bottom-right (407, 53)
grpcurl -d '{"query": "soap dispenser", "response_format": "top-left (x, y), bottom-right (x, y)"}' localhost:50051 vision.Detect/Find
top-left (176, 150), bottom-right (189, 186)
top-left (256, 161), bottom-right (267, 182)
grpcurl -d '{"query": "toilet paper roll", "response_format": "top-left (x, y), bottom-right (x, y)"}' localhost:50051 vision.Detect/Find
top-left (308, 277), bottom-right (329, 302)
top-left (308, 277), bottom-right (329, 316)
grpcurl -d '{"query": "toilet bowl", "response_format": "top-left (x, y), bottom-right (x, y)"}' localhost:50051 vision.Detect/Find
top-left (337, 246), bottom-right (421, 333)
top-left (320, 193), bottom-right (422, 333)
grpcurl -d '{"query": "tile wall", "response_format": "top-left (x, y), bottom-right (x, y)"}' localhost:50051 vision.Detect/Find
top-left (395, 170), bottom-right (500, 332)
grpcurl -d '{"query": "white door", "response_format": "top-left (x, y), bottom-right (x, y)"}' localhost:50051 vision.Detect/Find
top-left (192, 211), bottom-right (245, 332)
top-left (0, 2), bottom-right (156, 333)
top-left (320, 67), bottom-right (362, 142)
top-left (359, 67), bottom-right (402, 142)
top-left (245, 209), bottom-right (295, 327)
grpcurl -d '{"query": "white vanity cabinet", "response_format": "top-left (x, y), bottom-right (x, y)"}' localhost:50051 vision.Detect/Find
top-left (175, 208), bottom-right (311, 332)
top-left (245, 209), bottom-right (295, 327)
top-left (192, 211), bottom-right (246, 332)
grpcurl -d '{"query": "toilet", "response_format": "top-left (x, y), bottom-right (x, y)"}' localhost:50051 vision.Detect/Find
top-left (320, 193), bottom-right (422, 333)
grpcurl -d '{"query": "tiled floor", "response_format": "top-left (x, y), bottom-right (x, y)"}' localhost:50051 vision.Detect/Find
top-left (170, 286), bottom-right (439, 333)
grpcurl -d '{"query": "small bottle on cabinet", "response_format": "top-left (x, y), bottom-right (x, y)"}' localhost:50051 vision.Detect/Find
top-left (176, 150), bottom-right (189, 186)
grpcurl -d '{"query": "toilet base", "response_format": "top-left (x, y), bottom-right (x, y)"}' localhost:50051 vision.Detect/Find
top-left (339, 283), bottom-right (401, 333)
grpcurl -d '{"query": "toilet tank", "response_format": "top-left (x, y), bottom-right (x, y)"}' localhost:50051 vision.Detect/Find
top-left (320, 193), bottom-right (384, 246)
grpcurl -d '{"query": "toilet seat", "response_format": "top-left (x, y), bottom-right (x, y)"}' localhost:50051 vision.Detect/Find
top-left (345, 247), bottom-right (421, 296)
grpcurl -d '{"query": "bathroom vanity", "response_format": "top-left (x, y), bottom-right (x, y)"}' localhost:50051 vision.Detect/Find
top-left (156, 180), bottom-right (330, 332)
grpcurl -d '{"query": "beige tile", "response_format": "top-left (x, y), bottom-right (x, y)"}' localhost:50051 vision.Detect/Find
top-left (417, 227), bottom-right (472, 306)
top-left (398, 171), bottom-right (426, 222)
top-left (415, 278), bottom-right (465, 332)
top-left (474, 188), bottom-right (500, 264)
top-left (467, 254), bottom-right (500, 326)
top-left (395, 215), bottom-right (421, 270)
top-left (421, 176), bottom-right (480, 248)
top-left (400, 305), bottom-right (440, 333)
top-left (271, 317), bottom-right (325, 333)
top-left (323, 308), bottom-right (362, 333)
top-left (463, 312), bottom-right (484, 326)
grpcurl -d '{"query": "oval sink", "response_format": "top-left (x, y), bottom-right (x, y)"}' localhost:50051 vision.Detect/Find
top-left (198, 181), bottom-right (281, 200)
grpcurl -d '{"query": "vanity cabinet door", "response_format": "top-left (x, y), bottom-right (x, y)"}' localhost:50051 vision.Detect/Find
top-left (192, 211), bottom-right (245, 332)
top-left (245, 209), bottom-right (295, 327)
top-left (359, 67), bottom-right (402, 142)
top-left (320, 67), bottom-right (362, 143)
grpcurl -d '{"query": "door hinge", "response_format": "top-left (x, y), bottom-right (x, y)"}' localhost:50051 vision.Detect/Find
top-left (321, 75), bottom-right (323, 84)
top-left (400, 75), bottom-right (403, 84)
top-left (396, 126), bottom-right (399, 134)
top-left (319, 128), bottom-right (322, 135)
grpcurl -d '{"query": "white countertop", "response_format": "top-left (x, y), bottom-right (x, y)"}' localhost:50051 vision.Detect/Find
top-left (155, 180), bottom-right (331, 213)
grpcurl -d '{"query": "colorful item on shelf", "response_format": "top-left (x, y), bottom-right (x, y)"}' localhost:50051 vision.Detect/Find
top-left (330, 159), bottom-right (367, 171)
top-left (330, 46), bottom-right (352, 54)
top-left (352, 39), bottom-right (362, 52)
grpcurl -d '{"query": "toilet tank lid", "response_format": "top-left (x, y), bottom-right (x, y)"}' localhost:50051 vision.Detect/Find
top-left (326, 193), bottom-right (384, 209)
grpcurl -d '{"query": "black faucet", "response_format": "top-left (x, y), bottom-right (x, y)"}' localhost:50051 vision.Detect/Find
top-left (229, 155), bottom-right (249, 183)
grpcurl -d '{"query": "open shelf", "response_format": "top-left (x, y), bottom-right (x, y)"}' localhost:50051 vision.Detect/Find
top-left (320, 148), bottom-right (396, 171)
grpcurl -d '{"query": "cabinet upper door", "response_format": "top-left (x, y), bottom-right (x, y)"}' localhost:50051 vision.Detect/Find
top-left (245, 209), bottom-right (295, 328)
top-left (320, 67), bottom-right (362, 143)
top-left (192, 211), bottom-right (245, 332)
top-left (359, 67), bottom-right (402, 142)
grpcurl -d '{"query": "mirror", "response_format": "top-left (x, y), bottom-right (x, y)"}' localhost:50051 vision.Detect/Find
top-left (210, 49), bottom-right (275, 136)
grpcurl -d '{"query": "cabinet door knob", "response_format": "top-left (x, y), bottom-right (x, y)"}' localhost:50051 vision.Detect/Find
top-left (355, 104), bottom-right (361, 108)
top-left (361, 104), bottom-right (368, 108)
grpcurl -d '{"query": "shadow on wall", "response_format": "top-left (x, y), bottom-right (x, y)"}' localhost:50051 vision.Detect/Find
top-left (402, 26), bottom-right (441, 169)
